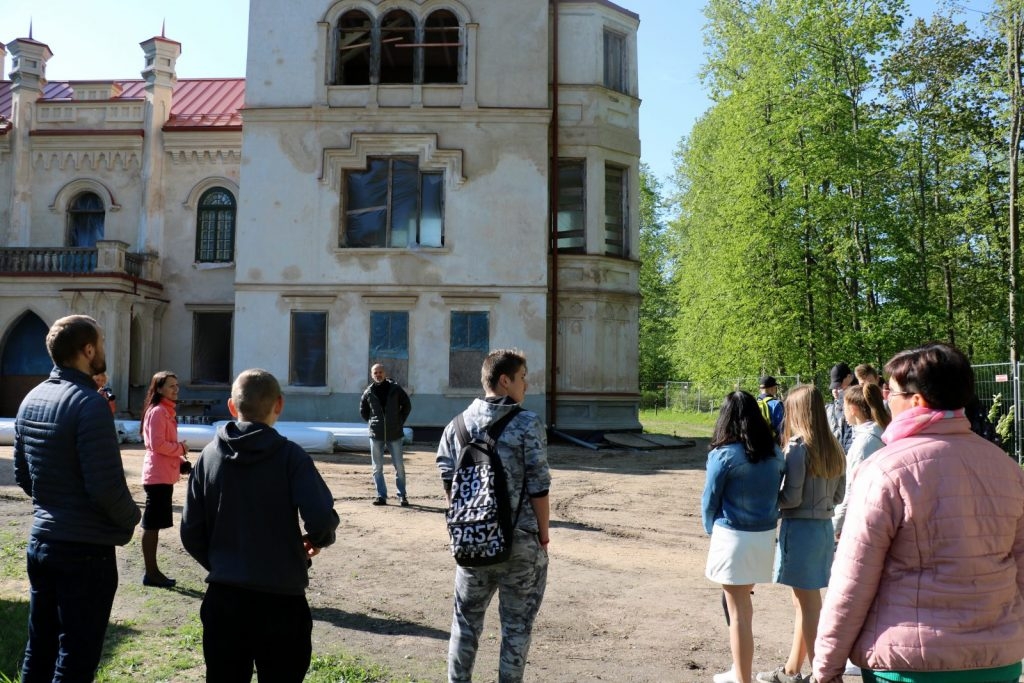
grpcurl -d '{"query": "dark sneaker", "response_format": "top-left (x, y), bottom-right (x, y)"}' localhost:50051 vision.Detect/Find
top-left (757, 667), bottom-right (803, 683)
top-left (372, 497), bottom-right (387, 506)
top-left (399, 497), bottom-right (410, 507)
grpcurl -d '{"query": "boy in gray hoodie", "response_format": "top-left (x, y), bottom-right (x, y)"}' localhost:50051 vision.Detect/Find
top-left (181, 368), bottom-right (339, 682)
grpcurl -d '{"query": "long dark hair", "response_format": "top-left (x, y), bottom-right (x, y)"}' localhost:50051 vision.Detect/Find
top-left (142, 370), bottom-right (177, 421)
top-left (709, 391), bottom-right (776, 462)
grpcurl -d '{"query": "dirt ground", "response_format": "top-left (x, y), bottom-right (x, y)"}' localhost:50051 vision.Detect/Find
top-left (0, 439), bottom-right (806, 682)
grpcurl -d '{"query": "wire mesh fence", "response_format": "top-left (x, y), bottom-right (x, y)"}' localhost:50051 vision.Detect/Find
top-left (643, 363), bottom-right (1021, 462)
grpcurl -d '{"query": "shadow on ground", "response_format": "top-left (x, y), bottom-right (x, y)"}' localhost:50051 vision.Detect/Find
top-left (312, 606), bottom-right (449, 641)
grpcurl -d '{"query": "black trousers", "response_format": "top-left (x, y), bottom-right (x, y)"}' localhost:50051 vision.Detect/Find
top-left (200, 582), bottom-right (312, 683)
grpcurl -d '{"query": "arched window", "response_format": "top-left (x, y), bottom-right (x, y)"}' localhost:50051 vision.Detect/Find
top-left (195, 188), bottom-right (236, 262)
top-left (380, 10), bottom-right (416, 84)
top-left (336, 10), bottom-right (372, 85)
top-left (424, 10), bottom-right (460, 84)
top-left (67, 192), bottom-right (105, 247)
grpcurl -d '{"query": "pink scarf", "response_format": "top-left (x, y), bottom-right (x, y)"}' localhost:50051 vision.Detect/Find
top-left (880, 405), bottom-right (965, 444)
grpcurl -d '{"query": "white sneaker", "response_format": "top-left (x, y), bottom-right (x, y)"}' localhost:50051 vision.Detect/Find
top-left (843, 662), bottom-right (861, 676)
top-left (714, 670), bottom-right (738, 683)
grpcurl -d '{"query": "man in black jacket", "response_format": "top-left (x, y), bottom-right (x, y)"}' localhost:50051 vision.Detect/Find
top-left (359, 363), bottom-right (412, 506)
top-left (14, 314), bottom-right (141, 682)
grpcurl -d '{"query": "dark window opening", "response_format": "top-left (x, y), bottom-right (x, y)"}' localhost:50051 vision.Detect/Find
top-left (380, 10), bottom-right (416, 84)
top-left (195, 188), bottom-right (236, 262)
top-left (192, 312), bottom-right (232, 385)
top-left (336, 10), bottom-right (372, 85)
top-left (557, 160), bottom-right (586, 253)
top-left (67, 192), bottom-right (105, 247)
top-left (424, 10), bottom-right (460, 84)
top-left (290, 312), bottom-right (327, 387)
top-left (343, 157), bottom-right (444, 249)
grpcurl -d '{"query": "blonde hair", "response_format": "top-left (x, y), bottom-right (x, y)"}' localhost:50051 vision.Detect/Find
top-left (844, 382), bottom-right (890, 429)
top-left (782, 385), bottom-right (845, 479)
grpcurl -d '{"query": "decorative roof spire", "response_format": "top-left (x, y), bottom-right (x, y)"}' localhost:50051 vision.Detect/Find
top-left (28, 18), bottom-right (33, 40)
top-left (161, 19), bottom-right (166, 38)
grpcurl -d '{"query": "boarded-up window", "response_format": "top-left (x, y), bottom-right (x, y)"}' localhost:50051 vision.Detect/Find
top-left (604, 164), bottom-right (628, 257)
top-left (343, 157), bottom-right (444, 248)
top-left (557, 160), bottom-right (586, 253)
top-left (449, 311), bottom-right (488, 388)
top-left (192, 312), bottom-right (232, 385)
top-left (369, 311), bottom-right (409, 386)
top-left (290, 312), bottom-right (327, 387)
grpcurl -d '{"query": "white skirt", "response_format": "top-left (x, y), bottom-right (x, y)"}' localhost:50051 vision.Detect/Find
top-left (705, 525), bottom-right (776, 586)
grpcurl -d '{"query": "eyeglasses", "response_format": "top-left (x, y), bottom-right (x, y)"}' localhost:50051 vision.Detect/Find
top-left (888, 390), bottom-right (914, 397)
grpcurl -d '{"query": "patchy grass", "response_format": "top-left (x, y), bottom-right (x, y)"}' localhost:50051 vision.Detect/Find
top-left (306, 653), bottom-right (392, 682)
top-left (639, 408), bottom-right (715, 439)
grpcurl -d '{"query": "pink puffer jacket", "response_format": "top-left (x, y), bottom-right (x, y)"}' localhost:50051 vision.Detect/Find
top-left (813, 416), bottom-right (1024, 681)
top-left (141, 399), bottom-right (184, 486)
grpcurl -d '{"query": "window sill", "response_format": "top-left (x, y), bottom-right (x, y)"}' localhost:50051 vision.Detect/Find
top-left (334, 246), bottom-right (450, 255)
top-left (443, 387), bottom-right (483, 398)
top-left (285, 386), bottom-right (333, 395)
top-left (193, 261), bottom-right (235, 270)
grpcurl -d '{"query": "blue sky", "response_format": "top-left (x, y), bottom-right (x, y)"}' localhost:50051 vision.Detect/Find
top-left (2, 1), bottom-right (990, 185)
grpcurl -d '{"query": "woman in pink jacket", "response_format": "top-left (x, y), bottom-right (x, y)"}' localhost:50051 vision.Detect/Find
top-left (140, 371), bottom-right (189, 588)
top-left (811, 343), bottom-right (1024, 683)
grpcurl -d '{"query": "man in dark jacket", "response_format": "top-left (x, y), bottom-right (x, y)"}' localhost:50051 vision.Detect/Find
top-left (14, 314), bottom-right (141, 682)
top-left (181, 368), bottom-right (339, 682)
top-left (359, 363), bottom-right (412, 506)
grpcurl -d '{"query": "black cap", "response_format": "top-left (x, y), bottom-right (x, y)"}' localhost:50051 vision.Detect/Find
top-left (830, 362), bottom-right (852, 390)
top-left (759, 375), bottom-right (777, 389)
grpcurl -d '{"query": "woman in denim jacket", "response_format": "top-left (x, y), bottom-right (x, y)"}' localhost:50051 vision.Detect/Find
top-left (702, 391), bottom-right (785, 683)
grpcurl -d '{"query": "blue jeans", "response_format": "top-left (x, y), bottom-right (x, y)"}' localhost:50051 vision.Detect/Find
top-left (21, 536), bottom-right (118, 683)
top-left (370, 438), bottom-right (406, 499)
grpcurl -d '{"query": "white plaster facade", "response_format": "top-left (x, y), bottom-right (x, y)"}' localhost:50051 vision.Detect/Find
top-left (0, 0), bottom-right (642, 432)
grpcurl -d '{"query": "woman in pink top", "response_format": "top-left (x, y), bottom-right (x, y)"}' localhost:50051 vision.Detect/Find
top-left (811, 344), bottom-right (1024, 683)
top-left (140, 371), bottom-right (189, 588)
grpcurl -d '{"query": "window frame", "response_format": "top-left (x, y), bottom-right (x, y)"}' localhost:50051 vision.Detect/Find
top-left (331, 9), bottom-right (464, 86)
top-left (556, 159), bottom-right (586, 254)
top-left (289, 311), bottom-right (329, 387)
top-left (195, 187), bottom-right (237, 263)
top-left (603, 29), bottom-right (627, 94)
top-left (369, 310), bottom-right (410, 387)
top-left (341, 155), bottom-right (445, 249)
top-left (190, 310), bottom-right (233, 386)
top-left (604, 164), bottom-right (629, 258)
top-left (449, 310), bottom-right (489, 389)
top-left (66, 191), bottom-right (106, 248)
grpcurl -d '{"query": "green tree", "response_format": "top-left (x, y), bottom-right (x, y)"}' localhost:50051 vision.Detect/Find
top-left (638, 165), bottom-right (677, 385)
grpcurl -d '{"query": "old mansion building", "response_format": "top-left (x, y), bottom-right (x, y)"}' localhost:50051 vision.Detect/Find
top-left (0, 0), bottom-right (642, 432)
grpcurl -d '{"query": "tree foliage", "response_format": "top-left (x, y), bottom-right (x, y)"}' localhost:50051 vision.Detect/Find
top-left (661, 0), bottom-right (1017, 384)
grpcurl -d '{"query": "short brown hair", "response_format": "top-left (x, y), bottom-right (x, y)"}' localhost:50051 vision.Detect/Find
top-left (46, 315), bottom-right (99, 366)
top-left (884, 343), bottom-right (973, 410)
top-left (481, 349), bottom-right (526, 391)
top-left (232, 369), bottom-right (282, 422)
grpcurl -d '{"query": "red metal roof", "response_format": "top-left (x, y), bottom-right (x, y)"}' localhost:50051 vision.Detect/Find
top-left (0, 78), bottom-right (245, 130)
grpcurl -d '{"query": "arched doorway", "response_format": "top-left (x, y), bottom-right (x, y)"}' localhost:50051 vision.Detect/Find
top-left (0, 312), bottom-right (51, 416)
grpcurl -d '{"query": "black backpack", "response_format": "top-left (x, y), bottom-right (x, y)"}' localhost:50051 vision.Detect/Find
top-left (446, 407), bottom-right (525, 567)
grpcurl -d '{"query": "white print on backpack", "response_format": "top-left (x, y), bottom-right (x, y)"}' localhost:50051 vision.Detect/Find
top-left (449, 463), bottom-right (506, 557)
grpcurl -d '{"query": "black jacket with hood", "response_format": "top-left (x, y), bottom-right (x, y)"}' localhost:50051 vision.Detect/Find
top-left (359, 378), bottom-right (412, 442)
top-left (180, 420), bottom-right (339, 595)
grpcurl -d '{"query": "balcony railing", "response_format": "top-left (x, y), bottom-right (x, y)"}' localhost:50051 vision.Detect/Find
top-left (0, 242), bottom-right (154, 279)
top-left (0, 247), bottom-right (97, 273)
